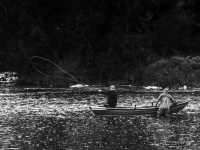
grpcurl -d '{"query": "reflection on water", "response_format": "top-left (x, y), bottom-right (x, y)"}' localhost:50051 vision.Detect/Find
top-left (148, 113), bottom-right (200, 150)
top-left (3, 112), bottom-right (200, 150)
top-left (0, 88), bottom-right (200, 149)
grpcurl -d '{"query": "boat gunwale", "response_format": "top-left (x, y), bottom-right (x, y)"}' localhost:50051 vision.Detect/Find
top-left (90, 102), bottom-right (189, 110)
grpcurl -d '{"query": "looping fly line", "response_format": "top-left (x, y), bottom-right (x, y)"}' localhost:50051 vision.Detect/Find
top-left (30, 56), bottom-right (85, 85)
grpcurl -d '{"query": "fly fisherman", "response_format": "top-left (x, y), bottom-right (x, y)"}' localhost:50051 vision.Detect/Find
top-left (104, 85), bottom-right (118, 107)
top-left (156, 88), bottom-right (177, 117)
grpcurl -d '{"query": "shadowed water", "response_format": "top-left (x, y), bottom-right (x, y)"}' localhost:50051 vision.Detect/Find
top-left (0, 87), bottom-right (199, 150)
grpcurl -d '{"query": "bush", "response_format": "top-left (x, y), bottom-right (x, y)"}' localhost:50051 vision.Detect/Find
top-left (143, 56), bottom-right (200, 88)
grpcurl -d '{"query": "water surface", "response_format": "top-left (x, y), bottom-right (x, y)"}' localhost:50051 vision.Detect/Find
top-left (0, 87), bottom-right (199, 150)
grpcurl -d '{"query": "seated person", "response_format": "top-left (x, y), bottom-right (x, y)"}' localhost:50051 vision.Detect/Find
top-left (104, 85), bottom-right (118, 107)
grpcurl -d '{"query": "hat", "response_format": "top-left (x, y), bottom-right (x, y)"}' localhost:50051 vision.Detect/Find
top-left (110, 85), bottom-right (115, 90)
top-left (164, 88), bottom-right (169, 91)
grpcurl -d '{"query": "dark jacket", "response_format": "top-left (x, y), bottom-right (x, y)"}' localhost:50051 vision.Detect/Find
top-left (107, 90), bottom-right (117, 107)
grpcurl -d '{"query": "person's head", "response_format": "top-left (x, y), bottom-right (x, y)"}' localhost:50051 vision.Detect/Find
top-left (110, 85), bottom-right (115, 90)
top-left (164, 88), bottom-right (169, 94)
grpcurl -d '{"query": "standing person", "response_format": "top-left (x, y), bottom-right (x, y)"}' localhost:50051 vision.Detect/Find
top-left (155, 88), bottom-right (176, 117)
top-left (104, 85), bottom-right (118, 107)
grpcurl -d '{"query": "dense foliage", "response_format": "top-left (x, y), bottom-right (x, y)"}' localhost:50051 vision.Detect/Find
top-left (0, 0), bottom-right (200, 86)
top-left (144, 56), bottom-right (200, 88)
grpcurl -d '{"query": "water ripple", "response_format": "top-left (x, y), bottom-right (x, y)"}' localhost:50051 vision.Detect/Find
top-left (0, 88), bottom-right (199, 149)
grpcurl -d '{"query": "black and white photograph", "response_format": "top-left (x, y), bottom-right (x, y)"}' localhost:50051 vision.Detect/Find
top-left (0, 0), bottom-right (200, 149)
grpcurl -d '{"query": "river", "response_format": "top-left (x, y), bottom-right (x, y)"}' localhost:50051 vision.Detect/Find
top-left (0, 87), bottom-right (199, 150)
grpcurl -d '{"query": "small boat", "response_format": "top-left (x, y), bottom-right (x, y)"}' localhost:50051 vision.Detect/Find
top-left (89, 102), bottom-right (189, 116)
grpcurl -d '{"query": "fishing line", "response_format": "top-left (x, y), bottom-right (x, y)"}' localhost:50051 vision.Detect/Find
top-left (30, 56), bottom-right (89, 98)
top-left (30, 56), bottom-right (89, 85)
top-left (30, 56), bottom-right (78, 83)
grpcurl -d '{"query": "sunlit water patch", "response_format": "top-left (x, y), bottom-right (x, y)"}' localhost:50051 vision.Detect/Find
top-left (0, 88), bottom-right (200, 149)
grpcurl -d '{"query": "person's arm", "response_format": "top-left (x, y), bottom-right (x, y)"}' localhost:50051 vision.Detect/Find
top-left (155, 94), bottom-right (162, 107)
top-left (167, 94), bottom-right (176, 102)
top-left (106, 91), bottom-right (111, 103)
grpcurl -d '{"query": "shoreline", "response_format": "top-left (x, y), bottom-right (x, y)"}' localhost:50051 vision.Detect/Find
top-left (0, 86), bottom-right (199, 95)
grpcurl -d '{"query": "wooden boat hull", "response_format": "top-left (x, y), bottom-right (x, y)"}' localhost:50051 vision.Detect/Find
top-left (89, 102), bottom-right (189, 116)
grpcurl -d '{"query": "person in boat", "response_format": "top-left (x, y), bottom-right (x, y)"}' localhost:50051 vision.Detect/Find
top-left (104, 85), bottom-right (118, 107)
top-left (155, 88), bottom-right (177, 117)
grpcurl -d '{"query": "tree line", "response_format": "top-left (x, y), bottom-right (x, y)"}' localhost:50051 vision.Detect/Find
top-left (0, 0), bottom-right (200, 86)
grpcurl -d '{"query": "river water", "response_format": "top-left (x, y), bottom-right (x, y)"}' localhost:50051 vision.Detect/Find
top-left (0, 87), bottom-right (199, 150)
